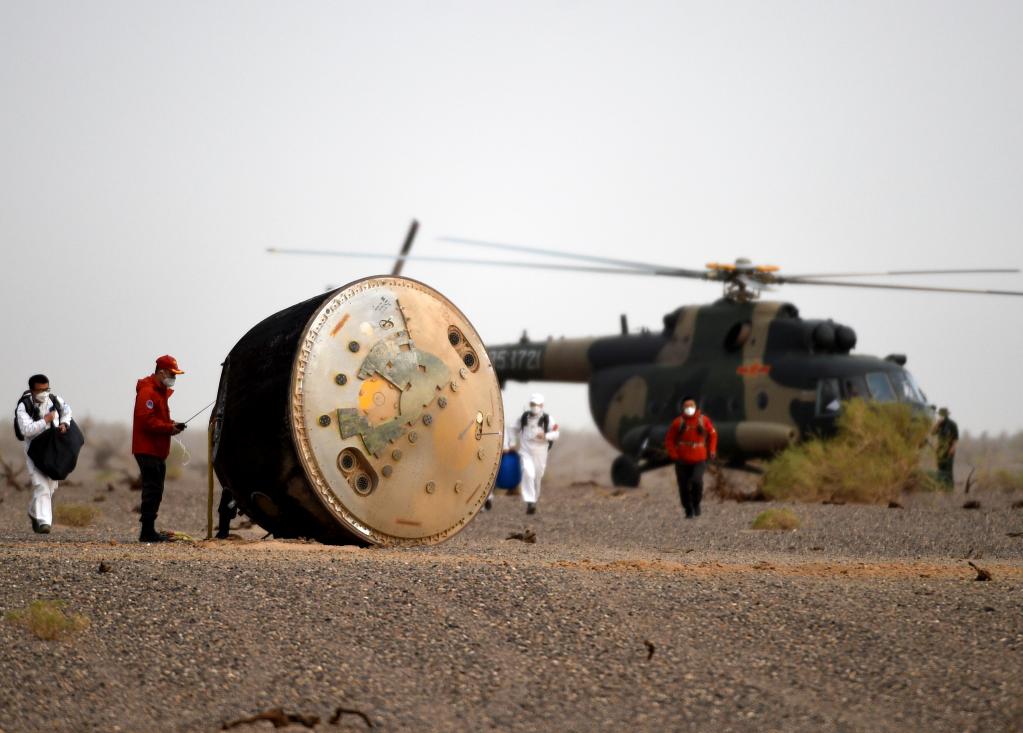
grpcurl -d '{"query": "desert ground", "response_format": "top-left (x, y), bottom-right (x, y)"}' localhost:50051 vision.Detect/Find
top-left (0, 427), bottom-right (1021, 733)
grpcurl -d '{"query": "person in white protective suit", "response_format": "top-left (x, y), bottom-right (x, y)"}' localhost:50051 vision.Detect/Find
top-left (514, 393), bottom-right (559, 514)
top-left (14, 374), bottom-right (73, 533)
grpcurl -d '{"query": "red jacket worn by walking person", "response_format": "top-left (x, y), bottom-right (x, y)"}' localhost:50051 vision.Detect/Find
top-left (665, 410), bottom-right (718, 464)
top-left (132, 375), bottom-right (177, 459)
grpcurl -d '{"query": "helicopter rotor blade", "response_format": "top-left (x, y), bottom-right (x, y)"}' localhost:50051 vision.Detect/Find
top-left (267, 248), bottom-right (706, 278)
top-left (438, 236), bottom-right (709, 278)
top-left (781, 278), bottom-right (1023, 297)
top-left (781, 267), bottom-right (1020, 281)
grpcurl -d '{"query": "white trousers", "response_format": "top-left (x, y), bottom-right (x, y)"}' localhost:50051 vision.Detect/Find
top-left (26, 452), bottom-right (59, 526)
top-left (519, 448), bottom-right (548, 504)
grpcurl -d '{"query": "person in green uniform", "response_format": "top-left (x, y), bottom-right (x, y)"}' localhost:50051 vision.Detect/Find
top-left (931, 407), bottom-right (958, 488)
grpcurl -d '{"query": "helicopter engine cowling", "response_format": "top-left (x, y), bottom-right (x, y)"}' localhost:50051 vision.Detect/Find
top-left (835, 325), bottom-right (857, 353)
top-left (811, 321), bottom-right (836, 352)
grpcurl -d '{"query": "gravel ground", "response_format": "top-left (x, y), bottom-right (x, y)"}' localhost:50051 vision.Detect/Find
top-left (0, 432), bottom-right (1021, 732)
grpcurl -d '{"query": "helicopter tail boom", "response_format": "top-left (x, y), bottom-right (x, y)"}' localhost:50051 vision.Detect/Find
top-left (489, 338), bottom-right (595, 384)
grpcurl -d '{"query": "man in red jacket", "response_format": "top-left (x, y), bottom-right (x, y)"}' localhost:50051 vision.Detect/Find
top-left (664, 396), bottom-right (718, 519)
top-left (132, 355), bottom-right (186, 542)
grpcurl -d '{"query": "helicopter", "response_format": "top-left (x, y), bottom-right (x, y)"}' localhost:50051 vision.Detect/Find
top-left (269, 226), bottom-right (1023, 487)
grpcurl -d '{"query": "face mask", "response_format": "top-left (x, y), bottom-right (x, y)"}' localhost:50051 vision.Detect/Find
top-left (33, 390), bottom-right (50, 404)
top-left (163, 376), bottom-right (177, 388)
top-left (530, 405), bottom-right (542, 416)
top-left (683, 406), bottom-right (696, 417)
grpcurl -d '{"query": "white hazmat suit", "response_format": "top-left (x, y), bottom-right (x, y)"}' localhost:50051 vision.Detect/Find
top-left (514, 407), bottom-right (559, 506)
top-left (16, 393), bottom-right (72, 528)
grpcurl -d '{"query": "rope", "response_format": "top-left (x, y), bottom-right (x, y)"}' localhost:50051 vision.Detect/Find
top-left (207, 419), bottom-right (214, 540)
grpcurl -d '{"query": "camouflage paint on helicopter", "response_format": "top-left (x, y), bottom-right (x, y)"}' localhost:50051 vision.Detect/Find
top-left (490, 297), bottom-right (929, 486)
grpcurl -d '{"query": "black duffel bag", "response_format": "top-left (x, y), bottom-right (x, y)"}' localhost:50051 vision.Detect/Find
top-left (28, 420), bottom-right (86, 480)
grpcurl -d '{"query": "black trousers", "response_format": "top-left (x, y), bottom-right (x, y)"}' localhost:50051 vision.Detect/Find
top-left (134, 454), bottom-right (166, 525)
top-left (674, 461), bottom-right (706, 517)
top-left (937, 455), bottom-right (955, 487)
top-left (218, 488), bottom-right (238, 533)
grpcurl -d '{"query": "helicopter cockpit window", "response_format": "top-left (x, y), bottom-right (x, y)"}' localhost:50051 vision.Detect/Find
top-left (866, 372), bottom-right (897, 402)
top-left (816, 378), bottom-right (841, 416)
top-left (889, 371), bottom-right (926, 404)
top-left (907, 371), bottom-right (927, 403)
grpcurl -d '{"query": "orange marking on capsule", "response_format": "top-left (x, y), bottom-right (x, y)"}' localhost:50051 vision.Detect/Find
top-left (330, 314), bottom-right (351, 337)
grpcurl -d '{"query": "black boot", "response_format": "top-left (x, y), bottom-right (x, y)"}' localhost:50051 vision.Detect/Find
top-left (215, 514), bottom-right (232, 539)
top-left (139, 520), bottom-right (170, 543)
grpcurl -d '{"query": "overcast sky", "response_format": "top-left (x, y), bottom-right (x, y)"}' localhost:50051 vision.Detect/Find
top-left (2, 1), bottom-right (1021, 438)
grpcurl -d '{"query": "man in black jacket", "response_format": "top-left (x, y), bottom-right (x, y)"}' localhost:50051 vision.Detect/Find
top-left (932, 407), bottom-right (959, 487)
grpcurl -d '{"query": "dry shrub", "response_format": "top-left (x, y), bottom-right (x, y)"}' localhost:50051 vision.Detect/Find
top-left (764, 399), bottom-right (937, 504)
top-left (751, 508), bottom-right (801, 530)
top-left (54, 504), bottom-right (100, 527)
top-left (5, 600), bottom-right (89, 640)
top-left (975, 467), bottom-right (1023, 493)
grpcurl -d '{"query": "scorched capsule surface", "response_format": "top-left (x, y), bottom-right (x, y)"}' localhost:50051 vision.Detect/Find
top-left (212, 276), bottom-right (504, 545)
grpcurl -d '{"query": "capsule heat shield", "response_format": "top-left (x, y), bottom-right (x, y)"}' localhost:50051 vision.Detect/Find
top-left (212, 276), bottom-right (504, 545)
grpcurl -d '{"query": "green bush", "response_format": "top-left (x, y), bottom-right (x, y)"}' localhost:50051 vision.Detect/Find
top-left (764, 399), bottom-right (937, 504)
top-left (751, 508), bottom-right (801, 530)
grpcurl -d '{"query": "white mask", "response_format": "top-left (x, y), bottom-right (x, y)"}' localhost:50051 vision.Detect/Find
top-left (530, 405), bottom-right (542, 416)
top-left (163, 376), bottom-right (177, 388)
top-left (683, 406), bottom-right (696, 417)
top-left (33, 390), bottom-right (50, 404)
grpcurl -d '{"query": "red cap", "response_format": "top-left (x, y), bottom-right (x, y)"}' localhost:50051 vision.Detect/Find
top-left (155, 355), bottom-right (185, 375)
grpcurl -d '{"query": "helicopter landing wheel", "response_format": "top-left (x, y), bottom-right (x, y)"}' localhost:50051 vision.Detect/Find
top-left (611, 454), bottom-right (641, 488)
